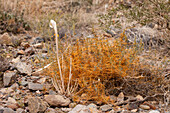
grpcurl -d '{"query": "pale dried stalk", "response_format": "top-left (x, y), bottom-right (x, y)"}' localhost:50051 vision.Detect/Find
top-left (50, 20), bottom-right (65, 94)
top-left (49, 20), bottom-right (78, 96)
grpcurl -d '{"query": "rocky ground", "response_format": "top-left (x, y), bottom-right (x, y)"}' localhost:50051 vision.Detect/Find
top-left (0, 29), bottom-right (169, 113)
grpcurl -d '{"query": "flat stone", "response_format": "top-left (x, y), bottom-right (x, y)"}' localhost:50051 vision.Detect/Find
top-left (139, 104), bottom-right (150, 110)
top-left (68, 104), bottom-right (90, 113)
top-left (33, 43), bottom-right (43, 49)
top-left (131, 109), bottom-right (138, 112)
top-left (149, 110), bottom-right (160, 113)
top-left (3, 71), bottom-right (17, 87)
top-left (15, 62), bottom-right (32, 75)
top-left (100, 104), bottom-right (112, 112)
top-left (45, 95), bottom-right (70, 107)
top-left (61, 108), bottom-right (72, 112)
top-left (28, 82), bottom-right (44, 90)
top-left (17, 50), bottom-right (25, 55)
top-left (28, 97), bottom-right (48, 113)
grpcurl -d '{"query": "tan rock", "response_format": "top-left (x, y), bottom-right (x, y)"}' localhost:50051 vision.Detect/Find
top-left (0, 32), bottom-right (12, 45)
top-left (136, 95), bottom-right (144, 101)
top-left (28, 97), bottom-right (48, 113)
top-left (117, 92), bottom-right (124, 102)
top-left (3, 71), bottom-right (17, 87)
top-left (7, 103), bottom-right (18, 110)
top-left (34, 43), bottom-right (43, 49)
top-left (7, 97), bottom-right (18, 110)
top-left (20, 42), bottom-right (30, 49)
top-left (17, 50), bottom-right (25, 55)
top-left (45, 95), bottom-right (70, 107)
top-left (8, 97), bottom-right (17, 104)
top-left (139, 104), bottom-right (150, 110)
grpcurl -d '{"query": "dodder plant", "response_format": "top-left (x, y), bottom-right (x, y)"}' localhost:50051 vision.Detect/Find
top-left (44, 20), bottom-right (140, 103)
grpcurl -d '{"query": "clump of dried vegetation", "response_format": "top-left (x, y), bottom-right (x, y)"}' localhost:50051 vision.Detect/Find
top-left (42, 26), bottom-right (168, 105)
top-left (42, 29), bottom-right (140, 103)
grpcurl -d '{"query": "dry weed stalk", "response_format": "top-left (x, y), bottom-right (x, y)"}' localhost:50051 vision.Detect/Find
top-left (49, 20), bottom-right (77, 96)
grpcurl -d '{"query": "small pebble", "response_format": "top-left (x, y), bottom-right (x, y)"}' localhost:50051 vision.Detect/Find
top-left (149, 110), bottom-right (160, 113)
top-left (139, 104), bottom-right (150, 110)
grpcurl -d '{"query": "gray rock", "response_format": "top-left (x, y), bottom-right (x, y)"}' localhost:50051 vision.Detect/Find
top-left (149, 110), bottom-right (160, 113)
top-left (10, 83), bottom-right (19, 90)
top-left (30, 76), bottom-right (39, 80)
top-left (0, 87), bottom-right (14, 94)
top-left (117, 92), bottom-right (124, 103)
top-left (87, 103), bottom-right (98, 109)
top-left (68, 104), bottom-right (90, 113)
top-left (0, 55), bottom-right (10, 72)
top-left (28, 83), bottom-right (44, 90)
top-left (15, 62), bottom-right (32, 75)
top-left (87, 103), bottom-right (98, 113)
top-left (45, 95), bottom-right (70, 107)
top-left (100, 104), bottom-right (112, 112)
top-left (1, 108), bottom-right (16, 113)
top-left (28, 97), bottom-right (48, 113)
top-left (11, 57), bottom-right (21, 64)
top-left (49, 90), bottom-right (57, 95)
top-left (61, 108), bottom-right (72, 112)
top-left (7, 103), bottom-right (19, 110)
top-left (32, 37), bottom-right (44, 44)
top-left (3, 71), bottom-right (17, 87)
top-left (25, 47), bottom-right (34, 56)
top-left (16, 108), bottom-right (25, 113)
top-left (20, 80), bottom-right (28, 86)
top-left (8, 97), bottom-right (17, 104)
